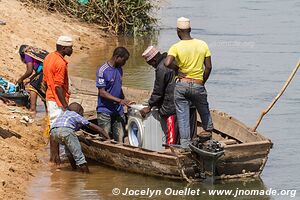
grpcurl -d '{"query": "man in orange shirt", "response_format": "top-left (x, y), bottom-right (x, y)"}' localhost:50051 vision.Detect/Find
top-left (43, 35), bottom-right (73, 163)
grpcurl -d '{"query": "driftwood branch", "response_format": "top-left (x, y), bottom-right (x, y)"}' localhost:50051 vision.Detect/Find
top-left (252, 60), bottom-right (300, 132)
top-left (0, 127), bottom-right (22, 139)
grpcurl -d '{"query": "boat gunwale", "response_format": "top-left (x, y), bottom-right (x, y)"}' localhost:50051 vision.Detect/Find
top-left (223, 140), bottom-right (272, 149)
top-left (77, 131), bottom-right (181, 160)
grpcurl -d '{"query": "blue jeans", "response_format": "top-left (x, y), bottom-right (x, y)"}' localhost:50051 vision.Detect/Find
top-left (51, 127), bottom-right (86, 166)
top-left (97, 112), bottom-right (125, 142)
top-left (174, 82), bottom-right (213, 143)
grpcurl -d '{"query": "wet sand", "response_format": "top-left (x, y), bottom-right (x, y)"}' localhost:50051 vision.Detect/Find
top-left (0, 0), bottom-right (108, 199)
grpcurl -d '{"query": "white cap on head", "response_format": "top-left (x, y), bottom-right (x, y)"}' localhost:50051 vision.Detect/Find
top-left (56, 36), bottom-right (73, 46)
top-left (142, 46), bottom-right (159, 62)
top-left (177, 17), bottom-right (190, 29)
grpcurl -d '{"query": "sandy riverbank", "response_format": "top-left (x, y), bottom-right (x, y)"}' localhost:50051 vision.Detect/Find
top-left (0, 0), bottom-right (108, 199)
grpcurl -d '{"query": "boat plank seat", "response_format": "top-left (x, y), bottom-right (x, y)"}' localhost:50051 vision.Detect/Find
top-left (219, 139), bottom-right (238, 146)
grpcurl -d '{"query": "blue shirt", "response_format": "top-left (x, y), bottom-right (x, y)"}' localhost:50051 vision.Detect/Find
top-left (52, 110), bottom-right (90, 131)
top-left (96, 62), bottom-right (124, 115)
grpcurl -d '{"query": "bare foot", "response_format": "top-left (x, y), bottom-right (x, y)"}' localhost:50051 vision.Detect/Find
top-left (28, 110), bottom-right (37, 116)
top-left (78, 163), bottom-right (90, 173)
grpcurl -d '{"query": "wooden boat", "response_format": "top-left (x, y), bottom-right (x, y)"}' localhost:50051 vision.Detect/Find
top-left (70, 76), bottom-right (273, 182)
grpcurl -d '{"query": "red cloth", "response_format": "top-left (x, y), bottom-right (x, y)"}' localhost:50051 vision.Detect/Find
top-left (166, 115), bottom-right (176, 144)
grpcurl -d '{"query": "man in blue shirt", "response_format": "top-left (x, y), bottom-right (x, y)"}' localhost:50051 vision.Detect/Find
top-left (51, 102), bottom-right (109, 173)
top-left (96, 47), bottom-right (131, 142)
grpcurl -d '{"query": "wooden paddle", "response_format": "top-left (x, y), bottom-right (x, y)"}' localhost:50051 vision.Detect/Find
top-left (252, 60), bottom-right (300, 132)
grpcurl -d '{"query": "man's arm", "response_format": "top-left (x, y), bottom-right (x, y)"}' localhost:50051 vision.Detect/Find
top-left (203, 56), bottom-right (212, 84)
top-left (164, 55), bottom-right (179, 70)
top-left (53, 63), bottom-right (69, 109)
top-left (55, 86), bottom-right (68, 109)
top-left (140, 68), bottom-right (166, 118)
top-left (98, 88), bottom-right (129, 106)
top-left (120, 88), bottom-right (125, 99)
top-left (87, 123), bottom-right (110, 139)
top-left (148, 68), bottom-right (166, 108)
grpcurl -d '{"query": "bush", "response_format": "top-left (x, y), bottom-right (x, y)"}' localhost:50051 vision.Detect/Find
top-left (23, 0), bottom-right (158, 36)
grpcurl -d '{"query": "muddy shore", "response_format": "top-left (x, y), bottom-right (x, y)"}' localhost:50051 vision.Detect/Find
top-left (0, 0), bottom-right (108, 199)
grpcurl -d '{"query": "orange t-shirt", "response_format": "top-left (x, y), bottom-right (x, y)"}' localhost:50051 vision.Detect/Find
top-left (43, 51), bottom-right (70, 107)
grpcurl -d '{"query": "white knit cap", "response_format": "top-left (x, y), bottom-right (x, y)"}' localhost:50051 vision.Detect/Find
top-left (142, 46), bottom-right (159, 62)
top-left (56, 36), bottom-right (73, 46)
top-left (177, 17), bottom-right (191, 29)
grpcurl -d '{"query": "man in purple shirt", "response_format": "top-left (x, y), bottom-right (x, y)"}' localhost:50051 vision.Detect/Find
top-left (51, 102), bottom-right (109, 173)
top-left (96, 47), bottom-right (131, 142)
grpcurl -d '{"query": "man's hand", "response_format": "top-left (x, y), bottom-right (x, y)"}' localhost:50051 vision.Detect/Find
top-left (88, 123), bottom-right (110, 139)
top-left (139, 106), bottom-right (151, 118)
top-left (178, 70), bottom-right (186, 79)
top-left (119, 99), bottom-right (131, 106)
top-left (62, 105), bottom-right (69, 111)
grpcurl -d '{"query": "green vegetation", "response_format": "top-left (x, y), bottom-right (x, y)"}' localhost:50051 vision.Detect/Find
top-left (24, 0), bottom-right (158, 36)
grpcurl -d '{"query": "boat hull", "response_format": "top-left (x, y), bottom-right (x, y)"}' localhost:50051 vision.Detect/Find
top-left (77, 128), bottom-right (272, 181)
top-left (78, 136), bottom-right (193, 180)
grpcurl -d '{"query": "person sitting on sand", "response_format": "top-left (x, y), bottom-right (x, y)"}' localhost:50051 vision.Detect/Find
top-left (50, 102), bottom-right (109, 173)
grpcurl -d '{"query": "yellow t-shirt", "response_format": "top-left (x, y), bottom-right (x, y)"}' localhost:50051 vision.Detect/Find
top-left (168, 39), bottom-right (211, 80)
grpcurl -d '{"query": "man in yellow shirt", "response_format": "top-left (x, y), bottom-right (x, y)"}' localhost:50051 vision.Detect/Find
top-left (164, 17), bottom-right (213, 148)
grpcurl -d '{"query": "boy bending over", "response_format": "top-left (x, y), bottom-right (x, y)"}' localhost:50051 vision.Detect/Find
top-left (51, 102), bottom-right (109, 172)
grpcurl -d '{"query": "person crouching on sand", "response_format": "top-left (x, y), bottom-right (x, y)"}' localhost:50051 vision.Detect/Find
top-left (50, 102), bottom-right (109, 173)
top-left (17, 45), bottom-right (48, 113)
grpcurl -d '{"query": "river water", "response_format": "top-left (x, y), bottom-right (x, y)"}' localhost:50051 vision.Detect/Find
top-left (28, 0), bottom-right (300, 199)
